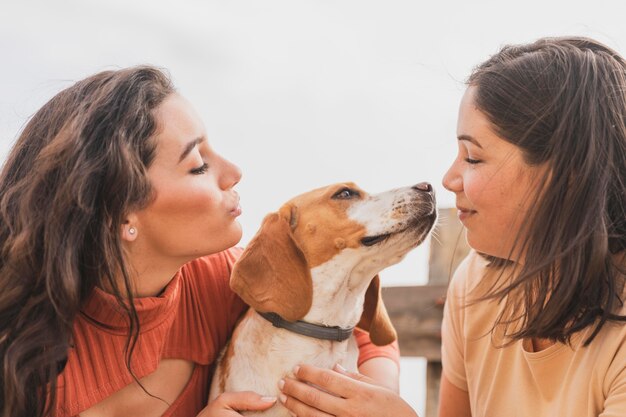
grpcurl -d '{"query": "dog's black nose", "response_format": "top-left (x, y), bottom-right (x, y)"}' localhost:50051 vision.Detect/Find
top-left (413, 182), bottom-right (432, 192)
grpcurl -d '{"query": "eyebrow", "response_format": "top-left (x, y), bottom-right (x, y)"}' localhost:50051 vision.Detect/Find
top-left (457, 134), bottom-right (483, 149)
top-left (178, 137), bottom-right (204, 163)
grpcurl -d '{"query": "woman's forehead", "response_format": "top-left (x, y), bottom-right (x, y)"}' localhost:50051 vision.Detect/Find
top-left (153, 94), bottom-right (207, 157)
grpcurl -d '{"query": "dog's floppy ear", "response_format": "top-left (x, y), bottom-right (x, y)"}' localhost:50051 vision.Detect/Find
top-left (230, 209), bottom-right (312, 322)
top-left (357, 275), bottom-right (397, 346)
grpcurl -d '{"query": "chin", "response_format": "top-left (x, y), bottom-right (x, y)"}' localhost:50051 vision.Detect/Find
top-left (229, 231), bottom-right (243, 248)
top-left (466, 231), bottom-right (492, 254)
top-left (467, 234), bottom-right (518, 261)
top-left (223, 224), bottom-right (243, 249)
top-left (192, 225), bottom-right (243, 258)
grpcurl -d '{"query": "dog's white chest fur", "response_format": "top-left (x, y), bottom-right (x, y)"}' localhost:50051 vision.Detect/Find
top-left (209, 252), bottom-right (367, 416)
top-left (209, 309), bottom-right (359, 416)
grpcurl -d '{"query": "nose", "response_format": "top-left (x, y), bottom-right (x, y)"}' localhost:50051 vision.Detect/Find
top-left (442, 163), bottom-right (462, 193)
top-left (219, 156), bottom-right (242, 190)
top-left (412, 182), bottom-right (433, 193)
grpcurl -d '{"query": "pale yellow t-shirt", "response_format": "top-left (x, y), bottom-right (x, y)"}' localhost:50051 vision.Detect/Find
top-left (442, 251), bottom-right (626, 417)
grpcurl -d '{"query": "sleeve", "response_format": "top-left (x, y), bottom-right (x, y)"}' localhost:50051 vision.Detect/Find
top-left (440, 253), bottom-right (473, 392)
top-left (354, 327), bottom-right (400, 368)
top-left (600, 343), bottom-right (626, 416)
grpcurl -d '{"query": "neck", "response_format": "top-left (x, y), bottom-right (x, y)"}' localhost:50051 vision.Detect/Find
top-left (301, 253), bottom-right (375, 328)
top-left (113, 245), bottom-right (188, 297)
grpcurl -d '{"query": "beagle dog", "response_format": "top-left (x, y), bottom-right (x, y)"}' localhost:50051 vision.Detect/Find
top-left (209, 182), bottom-right (436, 416)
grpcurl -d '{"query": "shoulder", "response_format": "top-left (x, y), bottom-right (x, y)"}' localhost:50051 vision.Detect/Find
top-left (444, 251), bottom-right (505, 339)
top-left (447, 250), bottom-right (490, 301)
top-left (180, 247), bottom-right (243, 281)
top-left (176, 246), bottom-right (245, 310)
top-left (164, 247), bottom-right (248, 361)
top-left (588, 318), bottom-right (626, 399)
top-left (177, 247), bottom-right (244, 294)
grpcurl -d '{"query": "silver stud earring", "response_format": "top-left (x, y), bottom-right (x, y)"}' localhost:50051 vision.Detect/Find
top-left (129, 227), bottom-right (136, 235)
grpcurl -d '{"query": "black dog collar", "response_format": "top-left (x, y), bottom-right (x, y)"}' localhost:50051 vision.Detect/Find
top-left (258, 311), bottom-right (355, 342)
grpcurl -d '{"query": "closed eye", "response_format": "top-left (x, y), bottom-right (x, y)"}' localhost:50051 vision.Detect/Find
top-left (190, 162), bottom-right (209, 174)
top-left (332, 188), bottom-right (360, 200)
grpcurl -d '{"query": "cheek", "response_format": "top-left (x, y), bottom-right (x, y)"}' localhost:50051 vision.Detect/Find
top-left (150, 184), bottom-right (221, 223)
top-left (463, 169), bottom-right (516, 212)
top-left (461, 171), bottom-right (487, 206)
top-left (179, 187), bottom-right (220, 212)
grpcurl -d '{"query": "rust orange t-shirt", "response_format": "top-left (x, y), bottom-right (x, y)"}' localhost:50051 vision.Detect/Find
top-left (55, 248), bottom-right (399, 417)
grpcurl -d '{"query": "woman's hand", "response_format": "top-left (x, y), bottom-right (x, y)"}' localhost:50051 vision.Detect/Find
top-left (197, 391), bottom-right (277, 416)
top-left (278, 364), bottom-right (418, 417)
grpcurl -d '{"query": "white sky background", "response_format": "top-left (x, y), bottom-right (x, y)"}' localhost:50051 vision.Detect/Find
top-left (2, 1), bottom-right (626, 414)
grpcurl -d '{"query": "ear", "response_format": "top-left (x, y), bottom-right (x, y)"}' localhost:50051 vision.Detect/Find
top-left (121, 214), bottom-right (139, 242)
top-left (357, 275), bottom-right (397, 346)
top-left (230, 211), bottom-right (312, 322)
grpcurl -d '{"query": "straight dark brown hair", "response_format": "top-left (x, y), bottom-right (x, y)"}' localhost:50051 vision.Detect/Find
top-left (0, 66), bottom-right (174, 417)
top-left (469, 37), bottom-right (626, 345)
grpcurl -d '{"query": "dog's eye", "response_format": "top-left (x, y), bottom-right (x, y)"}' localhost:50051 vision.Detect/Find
top-left (332, 188), bottom-right (360, 200)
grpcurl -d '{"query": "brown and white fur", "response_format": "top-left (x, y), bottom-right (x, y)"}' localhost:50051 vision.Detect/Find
top-left (209, 182), bottom-right (437, 416)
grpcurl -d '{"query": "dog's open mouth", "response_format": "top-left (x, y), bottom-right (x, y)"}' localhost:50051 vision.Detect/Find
top-left (360, 234), bottom-right (391, 246)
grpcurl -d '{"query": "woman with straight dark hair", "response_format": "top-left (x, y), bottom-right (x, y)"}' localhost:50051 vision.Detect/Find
top-left (0, 66), bottom-right (399, 417)
top-left (278, 36), bottom-right (626, 417)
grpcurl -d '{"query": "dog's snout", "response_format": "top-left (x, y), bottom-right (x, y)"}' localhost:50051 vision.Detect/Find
top-left (412, 182), bottom-right (432, 193)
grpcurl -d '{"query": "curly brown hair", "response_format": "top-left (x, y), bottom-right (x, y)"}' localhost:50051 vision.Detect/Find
top-left (0, 66), bottom-right (174, 417)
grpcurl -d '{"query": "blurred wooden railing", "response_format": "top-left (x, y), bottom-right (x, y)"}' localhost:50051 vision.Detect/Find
top-left (382, 207), bottom-right (470, 417)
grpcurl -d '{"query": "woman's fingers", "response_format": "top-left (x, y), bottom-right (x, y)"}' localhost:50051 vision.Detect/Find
top-left (279, 376), bottom-right (344, 415)
top-left (279, 390), bottom-right (335, 417)
top-left (332, 363), bottom-right (376, 385)
top-left (197, 392), bottom-right (277, 417)
top-left (291, 364), bottom-right (359, 398)
top-left (215, 391), bottom-right (277, 411)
